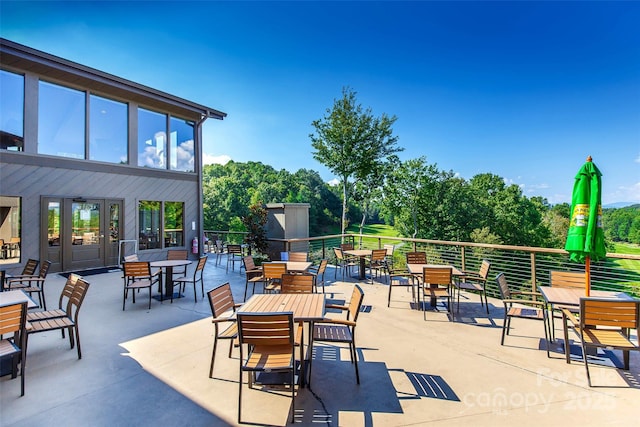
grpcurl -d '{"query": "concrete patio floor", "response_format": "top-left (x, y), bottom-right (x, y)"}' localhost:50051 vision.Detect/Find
top-left (1, 255), bottom-right (637, 426)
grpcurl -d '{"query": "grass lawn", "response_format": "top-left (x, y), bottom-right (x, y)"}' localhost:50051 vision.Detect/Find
top-left (346, 223), bottom-right (399, 237)
top-left (611, 242), bottom-right (640, 273)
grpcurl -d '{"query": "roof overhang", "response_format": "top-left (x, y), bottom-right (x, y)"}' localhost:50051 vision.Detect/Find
top-left (0, 38), bottom-right (227, 122)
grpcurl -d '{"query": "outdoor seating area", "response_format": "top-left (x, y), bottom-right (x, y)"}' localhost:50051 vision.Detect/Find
top-left (1, 251), bottom-right (639, 426)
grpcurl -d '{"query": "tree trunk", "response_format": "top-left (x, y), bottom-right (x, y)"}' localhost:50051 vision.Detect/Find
top-left (341, 177), bottom-right (348, 241)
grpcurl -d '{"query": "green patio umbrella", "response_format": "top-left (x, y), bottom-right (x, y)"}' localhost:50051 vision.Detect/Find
top-left (564, 156), bottom-right (606, 296)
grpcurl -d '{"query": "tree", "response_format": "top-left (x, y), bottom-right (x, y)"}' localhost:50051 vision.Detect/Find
top-left (310, 87), bottom-right (402, 237)
top-left (241, 202), bottom-right (268, 255)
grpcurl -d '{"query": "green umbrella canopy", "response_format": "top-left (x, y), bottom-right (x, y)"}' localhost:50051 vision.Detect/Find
top-left (564, 157), bottom-right (606, 263)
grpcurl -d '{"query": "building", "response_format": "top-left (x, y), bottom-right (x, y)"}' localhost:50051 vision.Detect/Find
top-left (0, 38), bottom-right (226, 273)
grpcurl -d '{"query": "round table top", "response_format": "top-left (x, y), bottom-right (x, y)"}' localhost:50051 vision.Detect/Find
top-left (149, 259), bottom-right (192, 267)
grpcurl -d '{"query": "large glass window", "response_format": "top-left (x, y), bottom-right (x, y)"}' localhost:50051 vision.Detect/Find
top-left (138, 200), bottom-right (184, 250)
top-left (38, 81), bottom-right (85, 158)
top-left (90, 94), bottom-right (128, 164)
top-left (0, 196), bottom-right (22, 263)
top-left (0, 70), bottom-right (24, 151)
top-left (47, 201), bottom-right (61, 247)
top-left (138, 201), bottom-right (161, 250)
top-left (109, 203), bottom-right (120, 243)
top-left (169, 117), bottom-right (195, 172)
top-left (164, 201), bottom-right (184, 247)
top-left (71, 202), bottom-right (100, 245)
top-left (138, 108), bottom-right (166, 169)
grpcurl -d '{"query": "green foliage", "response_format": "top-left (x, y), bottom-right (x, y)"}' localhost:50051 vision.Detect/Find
top-left (202, 161), bottom-right (343, 236)
top-left (242, 202), bottom-right (268, 255)
top-left (604, 204), bottom-right (640, 244)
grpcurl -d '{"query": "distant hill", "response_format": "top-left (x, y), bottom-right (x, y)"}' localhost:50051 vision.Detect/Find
top-left (604, 202), bottom-right (639, 209)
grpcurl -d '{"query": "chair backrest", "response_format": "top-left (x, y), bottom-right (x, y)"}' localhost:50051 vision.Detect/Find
top-left (580, 298), bottom-right (640, 331)
top-left (242, 256), bottom-right (257, 271)
top-left (123, 261), bottom-right (151, 278)
top-left (215, 240), bottom-right (224, 253)
top-left (406, 252), bottom-right (427, 264)
top-left (0, 301), bottom-right (27, 337)
top-left (194, 255), bottom-right (208, 272)
top-left (59, 273), bottom-right (81, 309)
top-left (347, 285), bottom-right (365, 321)
top-left (167, 249), bottom-right (188, 261)
top-left (281, 273), bottom-right (314, 293)
top-left (22, 259), bottom-right (39, 275)
top-left (38, 260), bottom-right (52, 279)
top-left (207, 282), bottom-right (236, 318)
top-left (422, 266), bottom-right (452, 287)
top-left (237, 312), bottom-right (294, 347)
top-left (123, 254), bottom-right (139, 262)
top-left (227, 244), bottom-right (242, 255)
top-left (384, 244), bottom-right (395, 256)
top-left (496, 273), bottom-right (511, 300)
top-left (68, 278), bottom-right (90, 321)
top-left (262, 262), bottom-right (287, 280)
top-left (550, 271), bottom-right (586, 289)
top-left (333, 247), bottom-right (345, 261)
top-left (340, 243), bottom-right (354, 251)
top-left (371, 249), bottom-right (387, 262)
top-left (316, 259), bottom-right (328, 275)
top-left (287, 252), bottom-right (308, 262)
top-left (478, 260), bottom-right (491, 280)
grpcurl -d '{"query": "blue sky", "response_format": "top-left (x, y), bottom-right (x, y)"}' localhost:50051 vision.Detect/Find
top-left (2, 1), bottom-right (639, 205)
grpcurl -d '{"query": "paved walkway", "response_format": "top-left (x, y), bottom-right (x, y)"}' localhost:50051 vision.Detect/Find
top-left (1, 255), bottom-right (637, 426)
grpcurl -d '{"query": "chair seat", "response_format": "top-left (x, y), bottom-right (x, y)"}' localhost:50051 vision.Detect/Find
top-left (580, 328), bottom-right (636, 349)
top-left (27, 316), bottom-right (74, 333)
top-left (314, 324), bottom-right (353, 342)
top-left (126, 279), bottom-right (154, 289)
top-left (456, 281), bottom-right (483, 292)
top-left (0, 339), bottom-right (21, 357)
top-left (218, 322), bottom-right (238, 339)
top-left (244, 345), bottom-right (294, 371)
top-left (507, 306), bottom-right (544, 320)
top-left (425, 288), bottom-right (450, 298)
top-left (27, 308), bottom-right (66, 321)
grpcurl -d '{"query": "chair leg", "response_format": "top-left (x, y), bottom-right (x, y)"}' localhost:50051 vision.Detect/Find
top-left (148, 287), bottom-right (152, 310)
top-left (352, 338), bottom-right (360, 384)
top-left (501, 312), bottom-right (509, 345)
top-left (209, 336), bottom-right (218, 378)
top-left (582, 343), bottom-right (592, 386)
top-left (238, 368), bottom-right (243, 423)
top-left (75, 326), bottom-right (82, 359)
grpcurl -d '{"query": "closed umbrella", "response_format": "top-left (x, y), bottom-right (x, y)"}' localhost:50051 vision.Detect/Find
top-left (564, 156), bottom-right (606, 296)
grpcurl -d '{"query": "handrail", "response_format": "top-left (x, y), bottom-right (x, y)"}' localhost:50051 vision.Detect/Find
top-left (206, 230), bottom-right (640, 299)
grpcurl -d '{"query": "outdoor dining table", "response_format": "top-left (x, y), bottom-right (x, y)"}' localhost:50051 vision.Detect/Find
top-left (0, 289), bottom-right (37, 308)
top-left (150, 259), bottom-right (192, 298)
top-left (272, 260), bottom-right (313, 273)
top-left (237, 292), bottom-right (326, 387)
top-left (407, 264), bottom-right (463, 307)
top-left (538, 286), bottom-right (634, 362)
top-left (343, 249), bottom-right (372, 280)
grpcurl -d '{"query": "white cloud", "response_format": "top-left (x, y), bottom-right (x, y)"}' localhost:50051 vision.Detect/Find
top-left (327, 178), bottom-right (340, 186)
top-left (635, 154), bottom-right (640, 164)
top-left (203, 153), bottom-right (231, 166)
top-left (605, 181), bottom-right (640, 204)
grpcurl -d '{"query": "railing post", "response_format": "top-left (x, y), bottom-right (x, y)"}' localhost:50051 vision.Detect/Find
top-left (461, 246), bottom-right (466, 271)
top-left (530, 252), bottom-right (537, 293)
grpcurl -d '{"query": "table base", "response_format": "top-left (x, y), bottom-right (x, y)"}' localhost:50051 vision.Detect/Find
top-left (152, 292), bottom-right (183, 301)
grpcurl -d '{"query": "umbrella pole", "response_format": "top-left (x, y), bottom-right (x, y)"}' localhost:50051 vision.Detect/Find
top-left (585, 255), bottom-right (591, 296)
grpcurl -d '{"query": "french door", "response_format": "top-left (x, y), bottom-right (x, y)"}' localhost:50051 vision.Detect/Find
top-left (42, 198), bottom-right (122, 272)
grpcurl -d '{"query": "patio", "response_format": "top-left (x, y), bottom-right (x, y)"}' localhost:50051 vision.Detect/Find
top-left (1, 255), bottom-right (638, 426)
